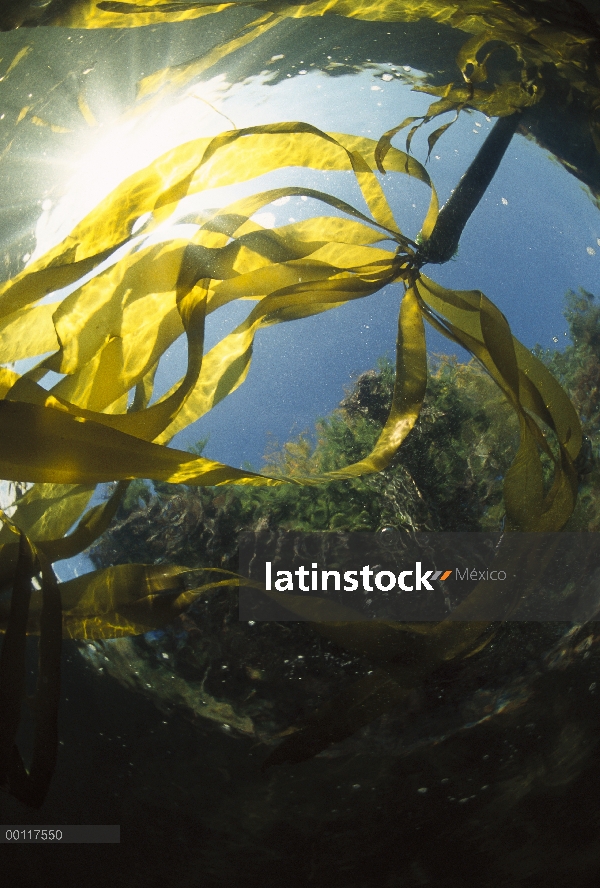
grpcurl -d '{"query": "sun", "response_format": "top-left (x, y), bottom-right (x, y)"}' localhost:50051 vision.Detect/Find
top-left (32, 74), bottom-right (239, 261)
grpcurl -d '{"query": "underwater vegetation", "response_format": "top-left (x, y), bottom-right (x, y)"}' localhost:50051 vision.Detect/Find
top-left (85, 288), bottom-right (600, 758)
top-left (93, 352), bottom-right (521, 570)
top-left (0, 0), bottom-right (597, 805)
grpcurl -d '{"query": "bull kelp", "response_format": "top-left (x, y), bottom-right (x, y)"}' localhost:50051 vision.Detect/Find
top-left (0, 0), bottom-right (597, 810)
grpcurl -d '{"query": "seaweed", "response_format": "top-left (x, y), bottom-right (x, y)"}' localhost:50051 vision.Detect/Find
top-left (0, 117), bottom-right (546, 796)
top-left (0, 0), bottom-right (596, 801)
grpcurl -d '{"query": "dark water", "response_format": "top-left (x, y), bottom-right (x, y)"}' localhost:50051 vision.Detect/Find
top-left (1, 3), bottom-right (600, 886)
top-left (4, 621), bottom-right (600, 887)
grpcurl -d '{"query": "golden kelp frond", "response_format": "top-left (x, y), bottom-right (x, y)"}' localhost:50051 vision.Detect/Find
top-left (0, 505), bottom-right (249, 803)
top-left (0, 0), bottom-right (591, 792)
top-left (0, 303), bottom-right (59, 364)
top-left (0, 482), bottom-right (127, 596)
top-left (59, 565), bottom-right (253, 638)
top-left (376, 28), bottom-right (547, 164)
top-left (377, 76), bottom-right (543, 162)
top-left (0, 117), bottom-right (580, 536)
top-left (29, 116), bottom-right (73, 133)
top-left (136, 11), bottom-right (281, 101)
top-left (0, 484), bottom-right (95, 545)
top-left (0, 111), bottom-right (581, 781)
top-left (0, 399), bottom-right (281, 486)
top-left (0, 558), bottom-right (245, 639)
top-left (0, 125), bottom-right (423, 323)
top-left (48, 563), bottom-right (192, 639)
top-left (311, 282), bottom-right (427, 480)
top-left (53, 0), bottom-right (241, 29)
top-left (415, 274), bottom-right (580, 531)
top-left (0, 127), bottom-right (427, 486)
top-left (3, 45), bottom-right (31, 76)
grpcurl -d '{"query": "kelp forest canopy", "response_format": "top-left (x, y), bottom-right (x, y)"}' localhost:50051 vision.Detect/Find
top-left (0, 0), bottom-right (598, 804)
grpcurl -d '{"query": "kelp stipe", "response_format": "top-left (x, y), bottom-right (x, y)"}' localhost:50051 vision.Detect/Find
top-left (413, 113), bottom-right (522, 266)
